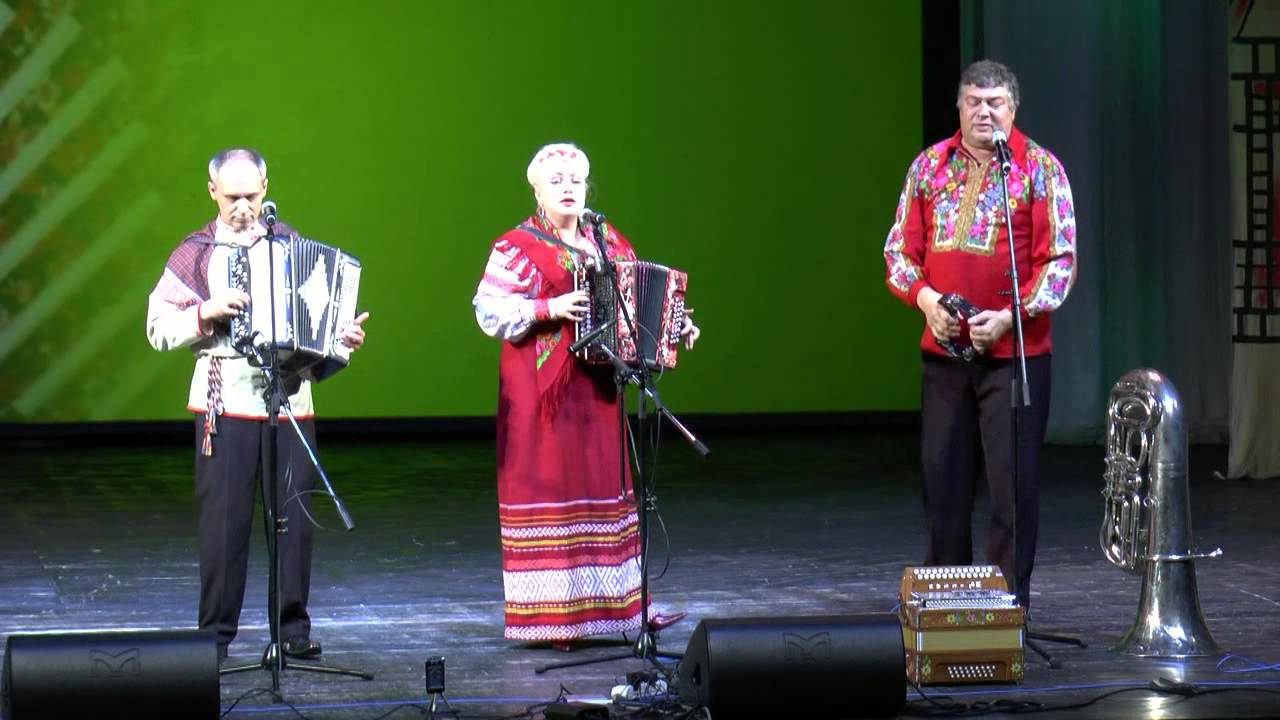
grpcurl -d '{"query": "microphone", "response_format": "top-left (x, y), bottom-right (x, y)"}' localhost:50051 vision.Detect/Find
top-left (260, 200), bottom-right (278, 228)
top-left (991, 129), bottom-right (1013, 173)
top-left (582, 208), bottom-right (610, 263)
top-left (236, 331), bottom-right (266, 367)
top-left (569, 322), bottom-right (608, 354)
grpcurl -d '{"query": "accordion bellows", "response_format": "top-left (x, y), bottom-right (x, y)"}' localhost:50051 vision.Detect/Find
top-left (229, 236), bottom-right (361, 381)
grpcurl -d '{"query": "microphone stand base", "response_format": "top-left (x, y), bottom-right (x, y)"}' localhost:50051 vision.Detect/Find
top-left (219, 642), bottom-right (374, 682)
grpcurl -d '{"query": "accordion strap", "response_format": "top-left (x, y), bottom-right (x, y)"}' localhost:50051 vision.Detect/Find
top-left (517, 223), bottom-right (576, 253)
top-left (508, 222), bottom-right (591, 294)
top-left (517, 223), bottom-right (611, 265)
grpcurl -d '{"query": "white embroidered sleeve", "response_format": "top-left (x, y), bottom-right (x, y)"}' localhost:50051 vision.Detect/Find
top-left (146, 267), bottom-right (209, 351)
top-left (473, 240), bottom-right (544, 342)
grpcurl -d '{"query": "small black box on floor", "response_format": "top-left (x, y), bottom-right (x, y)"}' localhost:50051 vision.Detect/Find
top-left (677, 613), bottom-right (904, 719)
top-left (2, 629), bottom-right (220, 720)
top-left (424, 655), bottom-right (446, 693)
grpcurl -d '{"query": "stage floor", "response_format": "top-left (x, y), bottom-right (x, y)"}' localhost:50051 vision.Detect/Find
top-left (2, 429), bottom-right (1279, 719)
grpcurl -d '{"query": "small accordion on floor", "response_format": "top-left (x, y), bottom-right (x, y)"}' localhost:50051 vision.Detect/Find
top-left (898, 565), bottom-right (1025, 685)
top-left (573, 260), bottom-right (688, 370)
top-left (229, 236), bottom-right (362, 381)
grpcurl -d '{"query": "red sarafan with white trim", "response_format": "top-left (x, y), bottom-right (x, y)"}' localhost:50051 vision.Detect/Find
top-left (474, 211), bottom-right (645, 641)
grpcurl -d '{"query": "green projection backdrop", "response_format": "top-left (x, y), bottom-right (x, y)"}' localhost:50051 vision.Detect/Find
top-left (0, 0), bottom-right (924, 422)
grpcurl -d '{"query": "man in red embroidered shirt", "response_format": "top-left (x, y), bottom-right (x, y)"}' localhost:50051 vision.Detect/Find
top-left (883, 60), bottom-right (1077, 608)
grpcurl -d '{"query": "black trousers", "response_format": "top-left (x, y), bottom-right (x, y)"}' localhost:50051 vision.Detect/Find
top-left (920, 353), bottom-right (1051, 606)
top-left (194, 414), bottom-right (316, 647)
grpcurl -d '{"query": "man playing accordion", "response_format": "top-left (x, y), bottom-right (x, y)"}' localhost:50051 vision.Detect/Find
top-left (882, 62), bottom-right (1077, 610)
top-left (145, 148), bottom-right (368, 662)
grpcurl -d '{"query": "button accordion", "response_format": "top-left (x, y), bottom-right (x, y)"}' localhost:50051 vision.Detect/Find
top-left (938, 293), bottom-right (981, 361)
top-left (228, 236), bottom-right (362, 381)
top-left (573, 260), bottom-right (688, 370)
top-left (898, 565), bottom-right (1025, 685)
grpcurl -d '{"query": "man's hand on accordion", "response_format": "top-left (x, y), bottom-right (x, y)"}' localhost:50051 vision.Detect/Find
top-left (339, 311), bottom-right (370, 350)
top-left (198, 288), bottom-right (251, 330)
top-left (681, 308), bottom-right (700, 350)
top-left (549, 290), bottom-right (590, 322)
top-left (915, 287), bottom-right (961, 343)
top-left (968, 308), bottom-right (1012, 354)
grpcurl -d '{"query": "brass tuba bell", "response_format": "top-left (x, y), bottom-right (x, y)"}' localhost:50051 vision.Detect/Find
top-left (1100, 369), bottom-right (1222, 657)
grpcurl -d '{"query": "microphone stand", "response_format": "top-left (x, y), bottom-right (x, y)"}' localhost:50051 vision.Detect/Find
top-left (536, 213), bottom-right (709, 676)
top-left (219, 214), bottom-right (372, 693)
top-left (993, 139), bottom-right (1084, 669)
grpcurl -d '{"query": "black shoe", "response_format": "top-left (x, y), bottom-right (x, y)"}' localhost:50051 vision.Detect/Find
top-left (217, 644), bottom-right (229, 664)
top-left (282, 637), bottom-right (322, 659)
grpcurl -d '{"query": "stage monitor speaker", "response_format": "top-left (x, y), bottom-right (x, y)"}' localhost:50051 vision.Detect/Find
top-left (3, 629), bottom-right (219, 720)
top-left (677, 613), bottom-right (904, 719)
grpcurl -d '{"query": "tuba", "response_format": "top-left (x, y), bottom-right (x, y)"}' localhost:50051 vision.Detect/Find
top-left (1100, 369), bottom-right (1222, 657)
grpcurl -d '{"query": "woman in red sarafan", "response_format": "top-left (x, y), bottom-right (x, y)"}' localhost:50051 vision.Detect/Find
top-left (472, 143), bottom-right (699, 650)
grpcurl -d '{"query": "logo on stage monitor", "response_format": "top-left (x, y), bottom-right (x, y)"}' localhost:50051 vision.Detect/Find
top-left (782, 631), bottom-right (832, 664)
top-left (89, 647), bottom-right (142, 678)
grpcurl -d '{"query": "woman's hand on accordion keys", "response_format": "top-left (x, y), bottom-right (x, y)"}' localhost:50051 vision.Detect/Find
top-left (339, 311), bottom-right (370, 350)
top-left (549, 290), bottom-right (590, 322)
top-left (681, 308), bottom-right (700, 350)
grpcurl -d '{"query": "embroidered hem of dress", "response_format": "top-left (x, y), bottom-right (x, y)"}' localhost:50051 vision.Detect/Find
top-left (503, 616), bottom-right (643, 641)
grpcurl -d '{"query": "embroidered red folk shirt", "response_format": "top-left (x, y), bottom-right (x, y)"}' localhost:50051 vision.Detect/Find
top-left (884, 128), bottom-right (1077, 359)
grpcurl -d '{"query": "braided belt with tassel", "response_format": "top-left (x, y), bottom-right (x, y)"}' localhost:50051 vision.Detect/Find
top-left (201, 356), bottom-right (224, 456)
